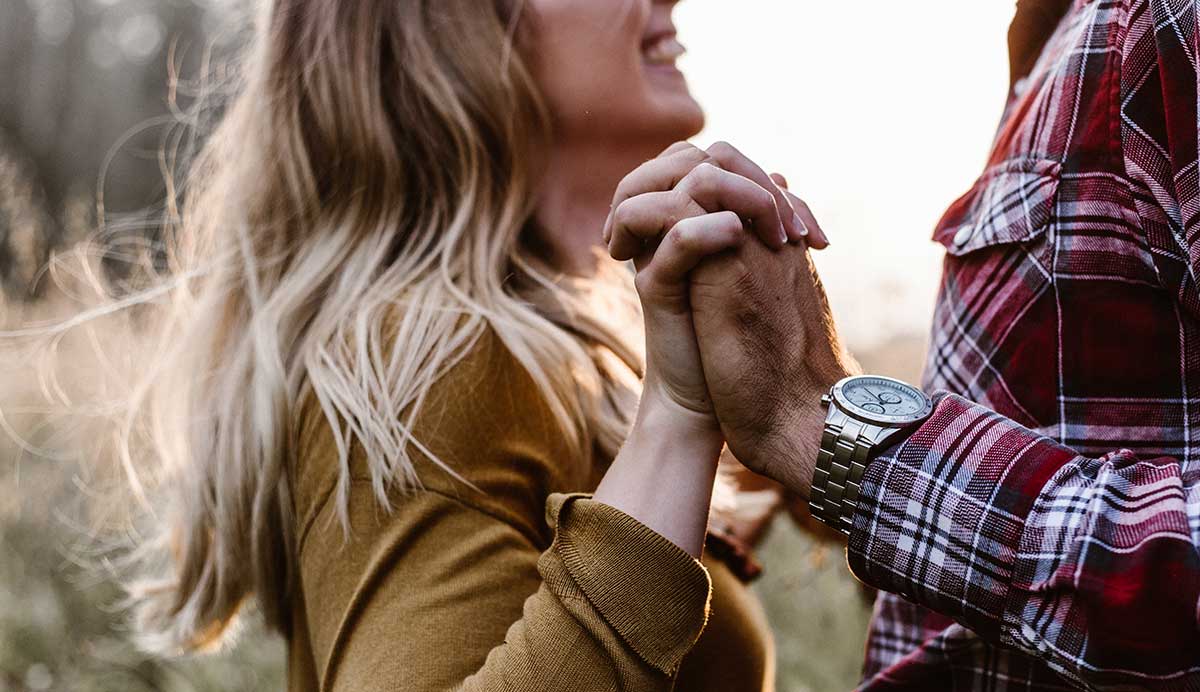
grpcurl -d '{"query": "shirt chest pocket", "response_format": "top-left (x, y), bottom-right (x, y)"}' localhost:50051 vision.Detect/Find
top-left (926, 158), bottom-right (1061, 430)
top-left (934, 158), bottom-right (1060, 260)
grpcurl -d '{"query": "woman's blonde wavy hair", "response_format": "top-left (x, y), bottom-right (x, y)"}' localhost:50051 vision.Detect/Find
top-left (84, 0), bottom-right (643, 654)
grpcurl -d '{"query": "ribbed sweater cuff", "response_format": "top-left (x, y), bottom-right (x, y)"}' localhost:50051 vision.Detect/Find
top-left (544, 493), bottom-right (712, 675)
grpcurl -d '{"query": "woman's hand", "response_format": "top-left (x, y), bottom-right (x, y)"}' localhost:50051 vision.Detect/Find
top-left (601, 141), bottom-right (823, 420)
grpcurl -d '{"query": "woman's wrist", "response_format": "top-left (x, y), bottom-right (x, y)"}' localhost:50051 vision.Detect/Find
top-left (633, 380), bottom-right (724, 452)
top-left (591, 383), bottom-right (725, 557)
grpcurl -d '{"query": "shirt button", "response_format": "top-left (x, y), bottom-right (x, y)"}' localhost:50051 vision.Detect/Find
top-left (953, 226), bottom-right (974, 246)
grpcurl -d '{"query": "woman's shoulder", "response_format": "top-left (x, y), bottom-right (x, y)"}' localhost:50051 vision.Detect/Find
top-left (291, 324), bottom-right (588, 543)
top-left (409, 326), bottom-right (582, 479)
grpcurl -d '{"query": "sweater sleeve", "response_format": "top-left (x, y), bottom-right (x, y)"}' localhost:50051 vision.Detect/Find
top-left (298, 486), bottom-right (711, 692)
top-left (848, 393), bottom-right (1200, 691)
top-left (290, 328), bottom-right (713, 692)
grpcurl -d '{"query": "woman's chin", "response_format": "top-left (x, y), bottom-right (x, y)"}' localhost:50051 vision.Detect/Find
top-left (655, 98), bottom-right (706, 140)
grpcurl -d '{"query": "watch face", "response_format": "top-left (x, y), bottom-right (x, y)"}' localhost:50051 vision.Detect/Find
top-left (833, 376), bottom-right (932, 426)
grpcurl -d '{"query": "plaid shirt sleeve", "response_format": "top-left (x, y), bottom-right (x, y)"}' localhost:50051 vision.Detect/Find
top-left (848, 393), bottom-right (1200, 690)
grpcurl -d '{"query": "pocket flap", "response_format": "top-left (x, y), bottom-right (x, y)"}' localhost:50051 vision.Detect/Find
top-left (933, 158), bottom-right (1061, 256)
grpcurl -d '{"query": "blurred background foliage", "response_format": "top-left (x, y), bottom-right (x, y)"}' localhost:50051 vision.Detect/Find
top-left (0, 1), bottom-right (924, 690)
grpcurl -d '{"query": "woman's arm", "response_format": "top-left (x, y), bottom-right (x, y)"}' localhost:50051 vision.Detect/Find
top-left (595, 140), bottom-right (821, 556)
top-left (294, 333), bottom-right (717, 691)
top-left (302, 486), bottom-right (714, 692)
top-left (592, 390), bottom-right (723, 557)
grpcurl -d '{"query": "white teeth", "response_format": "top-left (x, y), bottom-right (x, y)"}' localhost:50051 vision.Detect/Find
top-left (643, 37), bottom-right (685, 65)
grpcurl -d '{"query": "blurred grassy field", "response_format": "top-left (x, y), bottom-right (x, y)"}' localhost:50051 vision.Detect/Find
top-left (0, 456), bottom-right (872, 692)
top-left (0, 458), bottom-right (287, 692)
top-left (754, 523), bottom-right (873, 691)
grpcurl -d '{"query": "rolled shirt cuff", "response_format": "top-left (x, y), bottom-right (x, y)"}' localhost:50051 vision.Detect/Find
top-left (845, 394), bottom-right (1076, 639)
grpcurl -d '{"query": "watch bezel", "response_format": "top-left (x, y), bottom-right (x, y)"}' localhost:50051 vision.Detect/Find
top-left (831, 375), bottom-right (933, 427)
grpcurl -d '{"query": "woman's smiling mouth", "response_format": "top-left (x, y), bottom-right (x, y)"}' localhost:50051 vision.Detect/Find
top-left (642, 32), bottom-right (686, 69)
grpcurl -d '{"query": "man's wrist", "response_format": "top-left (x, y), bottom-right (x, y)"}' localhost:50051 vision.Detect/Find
top-left (760, 402), bottom-right (827, 501)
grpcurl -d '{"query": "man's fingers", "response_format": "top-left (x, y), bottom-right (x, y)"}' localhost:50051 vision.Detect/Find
top-left (677, 163), bottom-right (786, 251)
top-left (781, 188), bottom-right (830, 249)
top-left (707, 141), bottom-right (803, 243)
top-left (603, 143), bottom-right (712, 243)
top-left (636, 211), bottom-right (746, 291)
top-left (609, 189), bottom-right (706, 261)
top-left (770, 172), bottom-right (789, 190)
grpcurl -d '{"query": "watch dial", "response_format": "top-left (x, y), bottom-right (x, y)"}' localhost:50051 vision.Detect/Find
top-left (839, 377), bottom-right (929, 423)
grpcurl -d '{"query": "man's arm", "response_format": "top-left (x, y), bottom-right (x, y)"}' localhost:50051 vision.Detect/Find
top-left (846, 393), bottom-right (1200, 690)
top-left (686, 231), bottom-right (1200, 688)
top-left (689, 233), bottom-right (1200, 689)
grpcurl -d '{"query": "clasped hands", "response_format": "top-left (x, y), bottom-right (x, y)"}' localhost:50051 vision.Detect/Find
top-left (602, 141), bottom-right (857, 500)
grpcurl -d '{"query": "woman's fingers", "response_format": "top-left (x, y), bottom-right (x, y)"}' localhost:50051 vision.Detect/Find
top-left (770, 172), bottom-right (832, 249)
top-left (768, 172), bottom-right (812, 240)
top-left (659, 140), bottom-right (700, 157)
top-left (634, 211), bottom-right (746, 293)
top-left (707, 142), bottom-right (804, 243)
top-left (603, 144), bottom-right (713, 244)
top-left (609, 163), bottom-right (786, 261)
top-left (676, 163), bottom-right (787, 251)
top-left (604, 140), bottom-right (802, 248)
top-left (780, 188), bottom-right (830, 249)
top-left (608, 189), bottom-right (705, 261)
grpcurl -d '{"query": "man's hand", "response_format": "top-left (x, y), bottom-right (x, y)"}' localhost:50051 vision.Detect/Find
top-left (690, 228), bottom-right (856, 499)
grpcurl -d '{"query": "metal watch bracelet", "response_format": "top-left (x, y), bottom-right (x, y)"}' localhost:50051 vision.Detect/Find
top-left (808, 408), bottom-right (879, 537)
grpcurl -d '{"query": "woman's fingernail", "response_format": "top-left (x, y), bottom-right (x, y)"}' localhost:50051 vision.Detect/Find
top-left (794, 213), bottom-right (809, 237)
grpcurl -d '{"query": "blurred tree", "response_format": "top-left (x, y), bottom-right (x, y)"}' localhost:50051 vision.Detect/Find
top-left (0, 129), bottom-right (53, 298)
top-left (0, 4), bottom-right (290, 690)
top-left (0, 0), bottom-right (238, 300)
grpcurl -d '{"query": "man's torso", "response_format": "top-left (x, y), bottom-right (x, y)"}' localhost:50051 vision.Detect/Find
top-left (864, 0), bottom-right (1199, 687)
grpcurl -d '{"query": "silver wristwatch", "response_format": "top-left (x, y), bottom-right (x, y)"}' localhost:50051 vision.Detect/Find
top-left (809, 376), bottom-right (933, 536)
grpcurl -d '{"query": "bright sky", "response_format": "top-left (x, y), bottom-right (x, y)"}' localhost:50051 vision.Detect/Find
top-left (675, 1), bottom-right (1017, 350)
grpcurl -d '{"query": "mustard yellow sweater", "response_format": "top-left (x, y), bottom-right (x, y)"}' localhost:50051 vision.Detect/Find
top-left (286, 328), bottom-right (775, 691)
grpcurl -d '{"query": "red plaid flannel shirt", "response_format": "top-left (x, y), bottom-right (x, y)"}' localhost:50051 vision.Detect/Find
top-left (849, 1), bottom-right (1200, 689)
